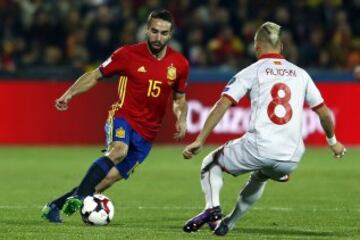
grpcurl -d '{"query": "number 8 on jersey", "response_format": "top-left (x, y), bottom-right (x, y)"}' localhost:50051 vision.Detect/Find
top-left (267, 82), bottom-right (293, 125)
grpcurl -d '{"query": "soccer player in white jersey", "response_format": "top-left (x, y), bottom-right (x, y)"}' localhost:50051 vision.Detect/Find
top-left (182, 22), bottom-right (346, 236)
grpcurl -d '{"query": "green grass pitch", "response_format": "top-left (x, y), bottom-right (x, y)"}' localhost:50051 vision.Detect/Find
top-left (0, 146), bottom-right (359, 240)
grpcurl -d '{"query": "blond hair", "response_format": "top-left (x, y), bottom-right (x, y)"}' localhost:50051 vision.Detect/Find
top-left (255, 22), bottom-right (282, 48)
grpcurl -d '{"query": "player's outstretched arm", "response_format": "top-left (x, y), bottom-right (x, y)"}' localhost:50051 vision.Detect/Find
top-left (313, 104), bottom-right (346, 158)
top-left (173, 92), bottom-right (188, 141)
top-left (55, 68), bottom-right (102, 111)
top-left (183, 96), bottom-right (232, 159)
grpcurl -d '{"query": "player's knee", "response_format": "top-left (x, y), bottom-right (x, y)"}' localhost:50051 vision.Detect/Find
top-left (106, 143), bottom-right (128, 164)
top-left (252, 171), bottom-right (269, 182)
top-left (255, 170), bottom-right (290, 182)
top-left (200, 155), bottom-right (214, 172)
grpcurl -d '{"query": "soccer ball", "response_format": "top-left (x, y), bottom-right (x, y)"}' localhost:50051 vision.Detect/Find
top-left (80, 194), bottom-right (115, 225)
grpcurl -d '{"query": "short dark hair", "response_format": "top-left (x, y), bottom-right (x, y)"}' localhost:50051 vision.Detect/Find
top-left (147, 9), bottom-right (174, 30)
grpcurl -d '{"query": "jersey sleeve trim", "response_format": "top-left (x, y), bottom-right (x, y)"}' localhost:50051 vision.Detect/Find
top-left (173, 89), bottom-right (186, 94)
top-left (221, 93), bottom-right (238, 105)
top-left (311, 102), bottom-right (325, 111)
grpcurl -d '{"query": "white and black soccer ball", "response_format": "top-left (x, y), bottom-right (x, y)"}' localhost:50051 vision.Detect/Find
top-left (80, 194), bottom-right (115, 225)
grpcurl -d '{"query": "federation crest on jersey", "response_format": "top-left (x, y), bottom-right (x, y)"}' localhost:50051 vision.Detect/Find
top-left (115, 127), bottom-right (125, 138)
top-left (167, 65), bottom-right (177, 81)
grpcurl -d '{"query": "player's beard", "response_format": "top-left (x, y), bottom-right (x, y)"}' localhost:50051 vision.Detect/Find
top-left (147, 39), bottom-right (168, 55)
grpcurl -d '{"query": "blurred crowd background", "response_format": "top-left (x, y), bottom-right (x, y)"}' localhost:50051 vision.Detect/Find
top-left (0, 0), bottom-right (359, 77)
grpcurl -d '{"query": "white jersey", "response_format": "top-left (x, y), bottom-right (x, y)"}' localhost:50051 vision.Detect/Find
top-left (222, 54), bottom-right (324, 161)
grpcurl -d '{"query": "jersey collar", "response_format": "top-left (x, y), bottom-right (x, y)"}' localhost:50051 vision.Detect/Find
top-left (258, 53), bottom-right (284, 59)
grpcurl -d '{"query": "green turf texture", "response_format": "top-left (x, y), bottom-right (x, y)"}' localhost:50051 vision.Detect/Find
top-left (0, 146), bottom-right (359, 240)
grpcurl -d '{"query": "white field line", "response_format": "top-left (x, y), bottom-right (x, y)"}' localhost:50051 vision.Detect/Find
top-left (0, 205), bottom-right (359, 212)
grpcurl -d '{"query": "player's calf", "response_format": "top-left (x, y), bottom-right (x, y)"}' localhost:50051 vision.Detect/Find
top-left (183, 206), bottom-right (223, 233)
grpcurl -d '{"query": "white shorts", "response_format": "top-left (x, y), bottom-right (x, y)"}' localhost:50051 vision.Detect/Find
top-left (201, 138), bottom-right (299, 180)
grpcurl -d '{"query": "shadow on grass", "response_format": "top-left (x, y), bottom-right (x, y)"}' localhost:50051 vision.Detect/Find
top-left (2, 218), bottom-right (129, 228)
top-left (4, 219), bottom-right (359, 239)
top-left (167, 225), bottom-right (359, 238)
top-left (233, 227), bottom-right (359, 237)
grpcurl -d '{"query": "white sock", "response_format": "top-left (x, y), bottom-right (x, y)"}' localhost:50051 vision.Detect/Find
top-left (227, 172), bottom-right (267, 229)
top-left (200, 157), bottom-right (223, 209)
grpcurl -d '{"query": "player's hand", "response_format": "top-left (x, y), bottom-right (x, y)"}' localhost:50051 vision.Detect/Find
top-left (174, 120), bottom-right (186, 141)
top-left (330, 142), bottom-right (346, 159)
top-left (183, 140), bottom-right (203, 159)
top-left (55, 94), bottom-right (72, 111)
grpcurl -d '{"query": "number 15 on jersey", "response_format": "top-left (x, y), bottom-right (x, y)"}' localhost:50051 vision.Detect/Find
top-left (147, 80), bottom-right (162, 98)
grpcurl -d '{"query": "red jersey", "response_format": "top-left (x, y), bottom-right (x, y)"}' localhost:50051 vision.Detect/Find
top-left (99, 42), bottom-right (189, 142)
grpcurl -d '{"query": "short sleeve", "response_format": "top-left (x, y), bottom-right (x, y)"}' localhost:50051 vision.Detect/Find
top-left (99, 47), bottom-right (128, 78)
top-left (222, 66), bottom-right (255, 104)
top-left (304, 71), bottom-right (324, 108)
top-left (173, 58), bottom-right (189, 93)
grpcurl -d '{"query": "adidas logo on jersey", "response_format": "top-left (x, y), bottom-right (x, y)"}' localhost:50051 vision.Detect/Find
top-left (137, 66), bottom-right (147, 73)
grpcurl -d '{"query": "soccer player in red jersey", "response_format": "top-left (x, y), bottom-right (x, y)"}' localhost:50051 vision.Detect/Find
top-left (42, 9), bottom-right (189, 223)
